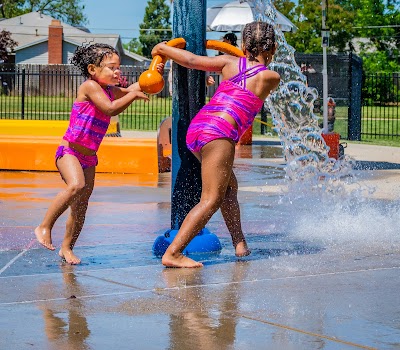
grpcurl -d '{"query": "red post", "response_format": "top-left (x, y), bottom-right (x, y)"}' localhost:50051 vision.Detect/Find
top-left (238, 125), bottom-right (253, 145)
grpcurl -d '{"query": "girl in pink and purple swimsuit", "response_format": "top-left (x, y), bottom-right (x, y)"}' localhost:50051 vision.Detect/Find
top-left (152, 22), bottom-right (281, 268)
top-left (34, 43), bottom-right (149, 264)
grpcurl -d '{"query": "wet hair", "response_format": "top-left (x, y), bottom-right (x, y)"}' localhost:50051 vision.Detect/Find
top-left (222, 32), bottom-right (238, 47)
top-left (70, 43), bottom-right (120, 78)
top-left (242, 21), bottom-right (275, 60)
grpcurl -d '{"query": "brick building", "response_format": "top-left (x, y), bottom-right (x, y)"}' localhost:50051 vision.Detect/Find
top-left (0, 11), bottom-right (149, 66)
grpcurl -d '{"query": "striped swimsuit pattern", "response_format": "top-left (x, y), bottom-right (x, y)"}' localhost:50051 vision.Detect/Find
top-left (186, 57), bottom-right (266, 152)
top-left (63, 87), bottom-right (113, 151)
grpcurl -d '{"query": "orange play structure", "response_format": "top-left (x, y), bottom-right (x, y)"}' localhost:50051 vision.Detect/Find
top-left (140, 38), bottom-right (252, 145)
top-left (139, 38), bottom-right (244, 95)
top-left (139, 38), bottom-right (187, 95)
top-left (0, 120), bottom-right (158, 175)
top-left (0, 40), bottom-right (250, 175)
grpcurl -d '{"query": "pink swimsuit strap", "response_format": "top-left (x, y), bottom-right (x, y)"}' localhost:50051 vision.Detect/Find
top-left (229, 57), bottom-right (267, 89)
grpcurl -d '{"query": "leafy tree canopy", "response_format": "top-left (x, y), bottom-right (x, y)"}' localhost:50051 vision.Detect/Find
top-left (0, 29), bottom-right (17, 61)
top-left (123, 38), bottom-right (143, 56)
top-left (139, 0), bottom-right (171, 58)
top-left (276, 0), bottom-right (400, 72)
top-left (0, 0), bottom-right (87, 26)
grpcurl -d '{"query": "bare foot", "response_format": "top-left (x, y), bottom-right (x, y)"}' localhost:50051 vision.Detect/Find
top-left (235, 241), bottom-right (251, 257)
top-left (34, 226), bottom-right (55, 251)
top-left (162, 253), bottom-right (203, 268)
top-left (59, 249), bottom-right (81, 265)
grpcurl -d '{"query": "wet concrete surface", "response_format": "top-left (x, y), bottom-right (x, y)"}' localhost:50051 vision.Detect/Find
top-left (1, 140), bottom-right (400, 350)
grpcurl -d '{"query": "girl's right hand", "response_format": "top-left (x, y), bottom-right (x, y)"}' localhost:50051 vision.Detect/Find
top-left (133, 90), bottom-right (150, 102)
top-left (126, 82), bottom-right (141, 92)
top-left (151, 42), bottom-right (167, 57)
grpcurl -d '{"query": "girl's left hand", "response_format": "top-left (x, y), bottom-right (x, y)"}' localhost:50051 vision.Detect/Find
top-left (206, 75), bottom-right (215, 87)
top-left (156, 63), bottom-right (165, 74)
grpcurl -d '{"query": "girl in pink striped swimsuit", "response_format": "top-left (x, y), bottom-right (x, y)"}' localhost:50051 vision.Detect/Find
top-left (152, 22), bottom-right (281, 268)
top-left (34, 43), bottom-right (149, 264)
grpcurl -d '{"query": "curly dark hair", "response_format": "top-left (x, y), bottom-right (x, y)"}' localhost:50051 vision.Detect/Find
top-left (222, 32), bottom-right (238, 47)
top-left (242, 22), bottom-right (275, 60)
top-left (70, 43), bottom-right (120, 78)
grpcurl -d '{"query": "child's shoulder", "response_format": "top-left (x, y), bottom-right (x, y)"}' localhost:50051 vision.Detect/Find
top-left (263, 69), bottom-right (280, 84)
top-left (80, 79), bottom-right (101, 91)
top-left (76, 79), bottom-right (102, 102)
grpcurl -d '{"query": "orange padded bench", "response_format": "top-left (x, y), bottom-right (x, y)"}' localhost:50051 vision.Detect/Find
top-left (0, 120), bottom-right (158, 174)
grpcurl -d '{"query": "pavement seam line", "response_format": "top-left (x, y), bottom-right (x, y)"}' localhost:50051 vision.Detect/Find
top-left (0, 239), bottom-right (36, 276)
top-left (1, 265), bottom-right (400, 306)
top-left (240, 314), bottom-right (378, 350)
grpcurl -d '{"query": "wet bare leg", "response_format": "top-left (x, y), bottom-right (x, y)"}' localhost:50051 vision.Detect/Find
top-left (35, 155), bottom-right (86, 251)
top-left (162, 139), bottom-right (235, 268)
top-left (162, 253), bottom-right (203, 268)
top-left (161, 202), bottom-right (214, 268)
top-left (59, 208), bottom-right (83, 264)
top-left (59, 166), bottom-right (94, 265)
top-left (161, 203), bottom-right (205, 267)
top-left (58, 209), bottom-right (82, 264)
top-left (234, 241), bottom-right (251, 257)
top-left (220, 171), bottom-right (251, 257)
top-left (58, 249), bottom-right (81, 265)
top-left (34, 226), bottom-right (55, 251)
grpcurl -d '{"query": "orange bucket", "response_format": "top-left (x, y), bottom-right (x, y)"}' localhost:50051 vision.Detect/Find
top-left (322, 132), bottom-right (340, 159)
top-left (238, 125), bottom-right (252, 145)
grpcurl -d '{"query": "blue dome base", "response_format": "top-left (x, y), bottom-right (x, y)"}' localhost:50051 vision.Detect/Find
top-left (152, 228), bottom-right (222, 257)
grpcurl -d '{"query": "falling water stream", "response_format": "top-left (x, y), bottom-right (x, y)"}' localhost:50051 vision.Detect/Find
top-left (244, 0), bottom-right (400, 250)
top-left (248, 0), bottom-right (354, 187)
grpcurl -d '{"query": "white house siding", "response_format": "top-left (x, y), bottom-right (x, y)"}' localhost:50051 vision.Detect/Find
top-left (121, 56), bottom-right (138, 66)
top-left (16, 42), bottom-right (48, 64)
top-left (63, 42), bottom-right (77, 64)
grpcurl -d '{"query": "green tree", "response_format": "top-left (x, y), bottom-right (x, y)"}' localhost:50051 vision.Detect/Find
top-left (0, 29), bottom-right (18, 61)
top-left (0, 0), bottom-right (87, 26)
top-left (277, 0), bottom-right (399, 72)
top-left (349, 0), bottom-right (399, 72)
top-left (0, 0), bottom-right (25, 18)
top-left (139, 0), bottom-right (171, 58)
top-left (273, 0), bottom-right (296, 17)
top-left (283, 0), bottom-right (354, 53)
top-left (124, 38), bottom-right (143, 56)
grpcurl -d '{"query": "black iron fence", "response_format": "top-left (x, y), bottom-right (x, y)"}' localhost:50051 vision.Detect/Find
top-left (0, 64), bottom-right (174, 130)
top-left (0, 63), bottom-right (399, 141)
top-left (361, 72), bottom-right (400, 140)
top-left (294, 52), bottom-right (363, 140)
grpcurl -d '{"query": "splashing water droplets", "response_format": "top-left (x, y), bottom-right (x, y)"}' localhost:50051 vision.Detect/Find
top-left (240, 1), bottom-right (400, 252)
top-left (247, 0), bottom-right (354, 187)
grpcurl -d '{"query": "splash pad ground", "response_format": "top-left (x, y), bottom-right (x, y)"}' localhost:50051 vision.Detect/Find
top-left (0, 135), bottom-right (399, 350)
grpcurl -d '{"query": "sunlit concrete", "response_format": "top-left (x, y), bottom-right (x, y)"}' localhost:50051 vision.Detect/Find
top-left (1, 138), bottom-right (399, 350)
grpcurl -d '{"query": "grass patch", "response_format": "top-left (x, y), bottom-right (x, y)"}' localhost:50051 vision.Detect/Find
top-left (0, 95), bottom-right (398, 147)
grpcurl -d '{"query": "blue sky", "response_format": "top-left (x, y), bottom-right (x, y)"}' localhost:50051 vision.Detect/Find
top-left (84, 0), bottom-right (148, 42)
top-left (83, 0), bottom-right (223, 43)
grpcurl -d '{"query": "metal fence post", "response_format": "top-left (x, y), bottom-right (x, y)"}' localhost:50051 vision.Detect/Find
top-left (21, 68), bottom-right (25, 120)
top-left (348, 53), bottom-right (362, 141)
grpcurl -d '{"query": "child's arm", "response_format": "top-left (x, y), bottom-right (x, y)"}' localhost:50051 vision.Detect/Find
top-left (152, 43), bottom-right (230, 73)
top-left (79, 80), bottom-right (149, 116)
top-left (113, 64), bottom-right (164, 99)
top-left (113, 82), bottom-right (143, 99)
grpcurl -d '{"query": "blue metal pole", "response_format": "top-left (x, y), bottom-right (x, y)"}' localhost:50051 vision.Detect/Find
top-left (152, 0), bottom-right (221, 257)
top-left (170, 0), bottom-right (206, 230)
